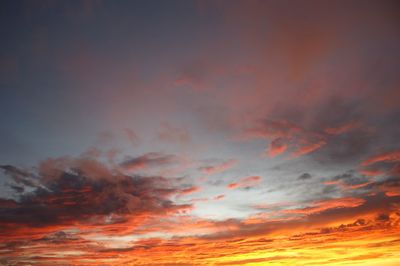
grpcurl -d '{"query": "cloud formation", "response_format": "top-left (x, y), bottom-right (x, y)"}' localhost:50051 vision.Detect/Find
top-left (0, 157), bottom-right (190, 233)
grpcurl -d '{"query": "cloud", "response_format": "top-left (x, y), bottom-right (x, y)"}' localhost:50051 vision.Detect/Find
top-left (245, 119), bottom-right (330, 157)
top-left (227, 183), bottom-right (239, 189)
top-left (361, 150), bottom-right (400, 166)
top-left (0, 157), bottom-right (191, 231)
top-left (0, 165), bottom-right (38, 187)
top-left (292, 139), bottom-right (327, 157)
top-left (120, 152), bottom-right (179, 171)
top-left (324, 121), bottom-right (361, 135)
top-left (2, 171), bottom-right (400, 265)
top-left (283, 197), bottom-right (365, 216)
top-left (267, 138), bottom-right (288, 157)
top-left (366, 176), bottom-right (400, 197)
top-left (359, 168), bottom-right (386, 177)
top-left (298, 173), bottom-right (312, 180)
top-left (178, 186), bottom-right (201, 196)
top-left (244, 113), bottom-right (370, 160)
top-left (328, 171), bottom-right (371, 189)
top-left (213, 194), bottom-right (225, 200)
top-left (198, 159), bottom-right (237, 175)
top-left (358, 149), bottom-right (400, 180)
top-left (246, 119), bottom-right (302, 140)
top-left (321, 171), bottom-right (371, 192)
top-left (39, 230), bottom-right (82, 243)
top-left (227, 176), bottom-right (262, 189)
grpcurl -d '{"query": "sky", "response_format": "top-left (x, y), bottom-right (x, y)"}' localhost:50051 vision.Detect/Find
top-left (1, 0), bottom-right (400, 265)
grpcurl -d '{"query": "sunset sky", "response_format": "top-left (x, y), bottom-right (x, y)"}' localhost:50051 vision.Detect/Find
top-left (1, 1), bottom-right (400, 265)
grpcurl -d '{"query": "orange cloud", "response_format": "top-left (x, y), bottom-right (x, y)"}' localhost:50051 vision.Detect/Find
top-left (359, 168), bottom-right (386, 177)
top-left (245, 118), bottom-right (358, 158)
top-left (2, 188), bottom-right (400, 265)
top-left (361, 150), bottom-right (400, 166)
top-left (179, 186), bottom-right (201, 196)
top-left (199, 159), bottom-right (238, 175)
top-left (292, 139), bottom-right (327, 157)
top-left (284, 197), bottom-right (365, 216)
top-left (227, 182), bottom-right (239, 189)
top-left (324, 121), bottom-right (361, 135)
top-left (227, 175), bottom-right (262, 189)
top-left (213, 194), bottom-right (225, 200)
top-left (9, 194), bottom-right (400, 265)
top-left (267, 138), bottom-right (288, 157)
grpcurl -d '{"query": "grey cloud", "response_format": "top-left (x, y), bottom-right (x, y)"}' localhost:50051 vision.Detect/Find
top-left (0, 157), bottom-right (191, 229)
top-left (298, 173), bottom-right (312, 180)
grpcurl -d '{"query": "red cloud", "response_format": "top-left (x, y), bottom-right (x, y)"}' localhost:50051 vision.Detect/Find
top-left (284, 197), bottom-right (365, 215)
top-left (359, 150), bottom-right (400, 180)
top-left (292, 139), bottom-right (327, 157)
top-left (361, 150), bottom-right (400, 166)
top-left (244, 118), bottom-right (355, 158)
top-left (179, 186), bottom-right (201, 195)
top-left (227, 182), bottom-right (239, 189)
top-left (199, 159), bottom-right (238, 175)
top-left (324, 121), bottom-right (361, 135)
top-left (228, 176), bottom-right (262, 189)
top-left (267, 138), bottom-right (288, 157)
top-left (359, 168), bottom-right (385, 177)
top-left (213, 194), bottom-right (225, 200)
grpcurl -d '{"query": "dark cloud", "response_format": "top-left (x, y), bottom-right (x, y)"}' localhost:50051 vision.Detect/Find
top-left (321, 185), bottom-right (338, 195)
top-left (365, 176), bottom-right (400, 197)
top-left (298, 173), bottom-right (312, 180)
top-left (0, 157), bottom-right (191, 230)
top-left (375, 213), bottom-right (390, 222)
top-left (0, 165), bottom-right (37, 187)
top-left (331, 171), bottom-right (370, 187)
top-left (9, 185), bottom-right (24, 193)
top-left (321, 167), bottom-right (400, 198)
top-left (311, 127), bottom-right (375, 165)
top-left (38, 231), bottom-right (82, 244)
